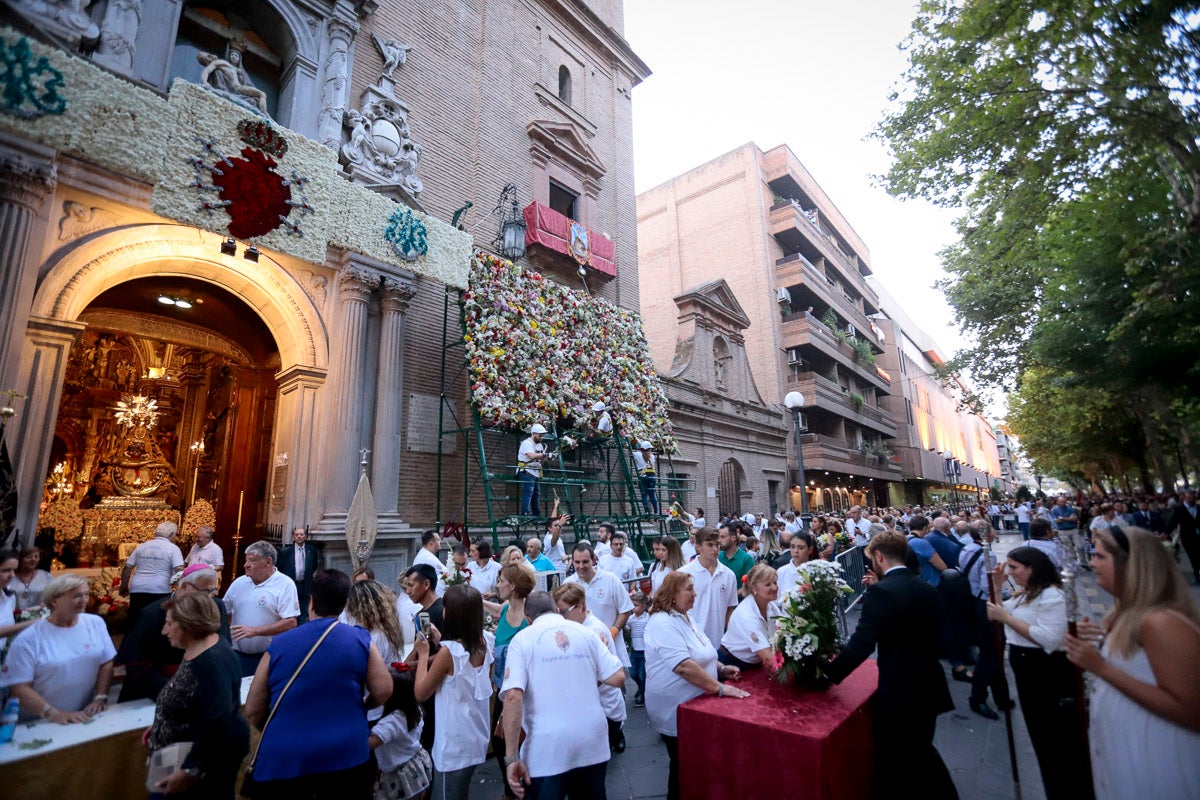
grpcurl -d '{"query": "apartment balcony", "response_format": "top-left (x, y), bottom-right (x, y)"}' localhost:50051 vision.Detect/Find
top-left (799, 432), bottom-right (903, 482)
top-left (775, 253), bottom-right (882, 349)
top-left (780, 314), bottom-right (890, 391)
top-left (784, 370), bottom-right (898, 438)
top-left (767, 201), bottom-right (870, 298)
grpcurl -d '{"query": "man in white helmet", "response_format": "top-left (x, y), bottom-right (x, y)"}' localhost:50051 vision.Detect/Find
top-left (518, 423), bottom-right (550, 516)
top-left (633, 441), bottom-right (660, 515)
top-left (591, 400), bottom-right (613, 438)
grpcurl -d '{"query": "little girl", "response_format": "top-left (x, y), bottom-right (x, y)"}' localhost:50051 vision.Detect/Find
top-left (627, 591), bottom-right (649, 708)
top-left (370, 666), bottom-right (433, 800)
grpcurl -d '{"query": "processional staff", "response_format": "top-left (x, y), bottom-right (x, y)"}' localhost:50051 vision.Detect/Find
top-left (985, 536), bottom-right (1022, 799)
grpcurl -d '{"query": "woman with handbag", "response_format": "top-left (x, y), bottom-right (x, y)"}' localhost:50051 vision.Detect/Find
top-left (244, 569), bottom-right (393, 799)
top-left (144, 592), bottom-right (248, 798)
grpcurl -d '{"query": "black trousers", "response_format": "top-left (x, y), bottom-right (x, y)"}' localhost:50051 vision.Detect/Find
top-left (662, 735), bottom-right (680, 800)
top-left (525, 760), bottom-right (607, 800)
top-left (491, 693), bottom-right (515, 799)
top-left (969, 597), bottom-right (1010, 706)
top-left (1008, 645), bottom-right (1093, 800)
top-left (250, 760), bottom-right (374, 800)
top-left (873, 708), bottom-right (958, 800)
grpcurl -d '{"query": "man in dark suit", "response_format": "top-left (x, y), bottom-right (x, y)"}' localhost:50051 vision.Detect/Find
top-left (1168, 490), bottom-right (1200, 583)
top-left (278, 526), bottom-right (319, 622)
top-left (826, 530), bottom-right (958, 800)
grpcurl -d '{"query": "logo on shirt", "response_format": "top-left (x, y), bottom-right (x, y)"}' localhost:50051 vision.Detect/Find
top-left (257, 595), bottom-right (267, 607)
top-left (750, 632), bottom-right (759, 643)
top-left (555, 629), bottom-right (571, 652)
top-left (596, 589), bottom-right (605, 599)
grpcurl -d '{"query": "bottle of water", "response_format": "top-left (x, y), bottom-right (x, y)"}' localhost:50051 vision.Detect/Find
top-left (0, 697), bottom-right (19, 744)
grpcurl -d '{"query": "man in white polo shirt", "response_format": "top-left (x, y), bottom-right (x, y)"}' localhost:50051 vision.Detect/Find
top-left (597, 531), bottom-right (643, 583)
top-left (119, 520), bottom-right (185, 627)
top-left (501, 592), bottom-right (624, 797)
top-left (222, 540), bottom-right (300, 676)
top-left (564, 543), bottom-right (633, 667)
top-left (412, 529), bottom-right (446, 597)
top-left (680, 528), bottom-right (738, 649)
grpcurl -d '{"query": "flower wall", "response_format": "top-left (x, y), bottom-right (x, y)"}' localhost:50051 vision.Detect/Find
top-left (463, 253), bottom-right (675, 449)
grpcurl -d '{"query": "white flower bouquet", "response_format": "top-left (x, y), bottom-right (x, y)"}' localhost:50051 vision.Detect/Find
top-left (771, 559), bottom-right (853, 686)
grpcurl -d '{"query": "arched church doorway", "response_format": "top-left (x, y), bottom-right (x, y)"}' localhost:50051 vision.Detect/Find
top-left (44, 276), bottom-right (279, 581)
top-left (717, 458), bottom-right (746, 520)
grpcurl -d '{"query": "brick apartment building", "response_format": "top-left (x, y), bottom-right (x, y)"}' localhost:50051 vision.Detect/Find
top-left (638, 143), bottom-right (902, 514)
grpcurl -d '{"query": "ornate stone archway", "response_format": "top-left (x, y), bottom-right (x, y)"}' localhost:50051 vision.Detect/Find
top-left (11, 223), bottom-right (329, 545)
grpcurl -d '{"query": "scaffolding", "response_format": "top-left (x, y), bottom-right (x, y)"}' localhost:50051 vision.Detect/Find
top-left (434, 288), bottom-right (693, 559)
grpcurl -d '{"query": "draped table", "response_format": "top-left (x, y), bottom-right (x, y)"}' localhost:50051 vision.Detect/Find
top-left (678, 660), bottom-right (877, 799)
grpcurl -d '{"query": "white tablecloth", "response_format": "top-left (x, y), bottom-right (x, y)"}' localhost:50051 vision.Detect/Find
top-left (0, 698), bottom-right (154, 765)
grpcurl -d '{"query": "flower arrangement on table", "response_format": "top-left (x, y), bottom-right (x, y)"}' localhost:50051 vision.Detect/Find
top-left (771, 559), bottom-right (853, 687)
top-left (462, 252), bottom-right (675, 449)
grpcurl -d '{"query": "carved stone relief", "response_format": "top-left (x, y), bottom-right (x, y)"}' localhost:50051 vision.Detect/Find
top-left (3, 0), bottom-right (100, 50)
top-left (93, 0), bottom-right (142, 72)
top-left (57, 200), bottom-right (118, 241)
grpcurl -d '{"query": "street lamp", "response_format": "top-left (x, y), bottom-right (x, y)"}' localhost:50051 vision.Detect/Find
top-left (495, 183), bottom-right (527, 261)
top-left (784, 391), bottom-right (809, 521)
top-left (941, 452), bottom-right (961, 509)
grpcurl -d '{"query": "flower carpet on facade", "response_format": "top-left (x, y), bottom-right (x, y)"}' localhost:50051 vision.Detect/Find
top-left (463, 253), bottom-right (674, 447)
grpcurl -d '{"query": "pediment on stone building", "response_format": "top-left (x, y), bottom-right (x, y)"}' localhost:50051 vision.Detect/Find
top-left (527, 120), bottom-right (605, 179)
top-left (674, 279), bottom-right (752, 332)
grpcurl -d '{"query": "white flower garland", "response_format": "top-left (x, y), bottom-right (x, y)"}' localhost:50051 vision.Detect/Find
top-left (0, 28), bottom-right (471, 287)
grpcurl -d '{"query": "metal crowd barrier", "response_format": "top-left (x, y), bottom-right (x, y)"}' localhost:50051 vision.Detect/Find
top-left (835, 546), bottom-right (867, 632)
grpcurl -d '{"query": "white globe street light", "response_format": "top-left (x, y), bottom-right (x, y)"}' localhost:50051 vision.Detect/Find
top-left (783, 391), bottom-right (809, 519)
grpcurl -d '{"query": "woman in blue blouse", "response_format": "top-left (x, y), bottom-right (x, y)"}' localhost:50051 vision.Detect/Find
top-left (244, 569), bottom-right (392, 799)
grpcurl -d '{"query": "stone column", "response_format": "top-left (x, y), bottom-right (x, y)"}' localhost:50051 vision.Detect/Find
top-left (324, 267), bottom-right (377, 514)
top-left (371, 276), bottom-right (416, 515)
top-left (11, 316), bottom-right (86, 547)
top-left (0, 142), bottom-right (57, 395)
top-left (272, 365), bottom-right (327, 532)
top-left (317, 16), bottom-right (358, 150)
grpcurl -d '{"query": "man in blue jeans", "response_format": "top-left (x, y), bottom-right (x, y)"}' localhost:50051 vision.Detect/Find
top-left (518, 424), bottom-right (549, 516)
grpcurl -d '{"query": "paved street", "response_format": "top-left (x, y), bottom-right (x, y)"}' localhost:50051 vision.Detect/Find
top-left (467, 532), bottom-right (1200, 799)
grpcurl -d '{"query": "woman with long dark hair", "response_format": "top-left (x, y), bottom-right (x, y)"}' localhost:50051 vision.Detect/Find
top-left (650, 535), bottom-right (685, 595)
top-left (413, 584), bottom-right (494, 800)
top-left (986, 546), bottom-right (1089, 799)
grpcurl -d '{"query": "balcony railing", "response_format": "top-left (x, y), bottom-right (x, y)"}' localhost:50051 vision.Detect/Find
top-left (797, 432), bottom-right (903, 478)
top-left (780, 315), bottom-right (890, 390)
top-left (785, 370), bottom-right (897, 435)
top-left (769, 201), bottom-right (869, 297)
top-left (775, 254), bottom-right (881, 349)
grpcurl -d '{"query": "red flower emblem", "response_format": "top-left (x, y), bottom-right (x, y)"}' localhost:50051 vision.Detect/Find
top-left (390, 662), bottom-right (411, 673)
top-left (210, 147), bottom-right (292, 239)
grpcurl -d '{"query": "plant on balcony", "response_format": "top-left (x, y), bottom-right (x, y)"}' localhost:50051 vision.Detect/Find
top-left (820, 308), bottom-right (839, 332)
top-left (849, 391), bottom-right (865, 409)
top-left (779, 300), bottom-right (793, 316)
top-left (850, 337), bottom-right (877, 365)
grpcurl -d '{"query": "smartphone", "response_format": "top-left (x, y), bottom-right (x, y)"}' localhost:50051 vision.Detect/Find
top-left (417, 611), bottom-right (431, 637)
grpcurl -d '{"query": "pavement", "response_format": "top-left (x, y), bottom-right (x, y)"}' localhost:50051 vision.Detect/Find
top-left (466, 531), bottom-right (1200, 800)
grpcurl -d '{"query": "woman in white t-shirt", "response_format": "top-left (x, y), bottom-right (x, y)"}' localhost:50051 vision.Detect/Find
top-left (1, 551), bottom-right (38, 651)
top-left (10, 547), bottom-right (52, 612)
top-left (650, 535), bottom-right (685, 595)
top-left (720, 564), bottom-right (779, 670)
top-left (413, 584), bottom-right (494, 800)
top-left (645, 571), bottom-right (749, 800)
top-left (468, 540), bottom-right (502, 598)
top-left (4, 574), bottom-right (116, 723)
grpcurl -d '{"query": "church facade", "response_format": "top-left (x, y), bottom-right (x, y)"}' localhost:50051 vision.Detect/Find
top-left (0, 0), bottom-right (648, 586)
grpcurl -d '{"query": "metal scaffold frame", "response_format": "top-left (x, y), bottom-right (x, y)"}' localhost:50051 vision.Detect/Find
top-left (434, 288), bottom-right (693, 559)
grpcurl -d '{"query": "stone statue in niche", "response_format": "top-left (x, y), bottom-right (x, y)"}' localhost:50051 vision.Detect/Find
top-left (197, 49), bottom-right (269, 116)
top-left (94, 0), bottom-right (142, 72)
top-left (372, 34), bottom-right (410, 81)
top-left (4, 0), bottom-right (99, 50)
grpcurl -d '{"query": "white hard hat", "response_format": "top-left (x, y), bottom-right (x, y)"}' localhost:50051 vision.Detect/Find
top-left (639, 440), bottom-right (652, 449)
top-left (531, 423), bottom-right (547, 434)
top-left (592, 401), bottom-right (606, 412)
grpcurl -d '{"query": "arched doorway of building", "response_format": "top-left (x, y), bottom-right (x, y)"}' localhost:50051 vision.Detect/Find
top-left (45, 276), bottom-right (279, 575)
top-left (717, 458), bottom-right (746, 520)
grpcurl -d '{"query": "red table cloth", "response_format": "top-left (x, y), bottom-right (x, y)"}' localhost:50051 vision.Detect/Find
top-left (678, 660), bottom-right (877, 799)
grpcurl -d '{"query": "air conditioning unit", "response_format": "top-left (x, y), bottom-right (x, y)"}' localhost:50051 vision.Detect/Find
top-left (787, 349), bottom-right (802, 365)
top-left (846, 323), bottom-right (856, 338)
top-left (776, 287), bottom-right (790, 304)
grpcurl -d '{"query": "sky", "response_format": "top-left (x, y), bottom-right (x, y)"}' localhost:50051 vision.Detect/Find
top-left (623, 0), bottom-right (968, 360)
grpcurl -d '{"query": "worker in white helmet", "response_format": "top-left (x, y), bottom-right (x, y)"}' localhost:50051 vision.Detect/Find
top-left (591, 400), bottom-right (613, 438)
top-left (634, 440), bottom-right (660, 515)
top-left (518, 423), bottom-right (550, 516)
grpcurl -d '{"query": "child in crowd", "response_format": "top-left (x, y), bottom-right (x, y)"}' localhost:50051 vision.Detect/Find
top-left (370, 666), bottom-right (433, 800)
top-left (627, 591), bottom-right (649, 708)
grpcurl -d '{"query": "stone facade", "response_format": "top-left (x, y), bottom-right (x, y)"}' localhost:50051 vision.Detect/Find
top-left (0, 0), bottom-right (648, 588)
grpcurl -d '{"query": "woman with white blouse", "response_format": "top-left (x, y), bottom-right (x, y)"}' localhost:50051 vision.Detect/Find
top-left (649, 535), bottom-right (685, 595)
top-left (10, 547), bottom-right (52, 612)
top-left (986, 546), bottom-right (1088, 800)
top-left (645, 571), bottom-right (749, 800)
top-left (719, 564), bottom-right (778, 670)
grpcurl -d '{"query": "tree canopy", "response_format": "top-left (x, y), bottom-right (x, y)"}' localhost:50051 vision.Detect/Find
top-left (881, 0), bottom-right (1200, 488)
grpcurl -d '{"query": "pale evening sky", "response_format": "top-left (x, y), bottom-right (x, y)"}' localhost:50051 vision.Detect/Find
top-left (624, 0), bottom-right (969, 361)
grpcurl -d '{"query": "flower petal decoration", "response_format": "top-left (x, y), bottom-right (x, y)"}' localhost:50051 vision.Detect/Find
top-left (463, 252), bottom-right (675, 449)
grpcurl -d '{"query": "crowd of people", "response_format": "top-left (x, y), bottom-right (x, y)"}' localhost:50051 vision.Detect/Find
top-left (0, 488), bottom-right (1197, 799)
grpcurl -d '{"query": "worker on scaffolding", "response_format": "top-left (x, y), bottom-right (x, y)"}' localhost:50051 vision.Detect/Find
top-left (590, 400), bottom-right (613, 439)
top-left (518, 423), bottom-right (552, 516)
top-left (634, 440), bottom-right (661, 516)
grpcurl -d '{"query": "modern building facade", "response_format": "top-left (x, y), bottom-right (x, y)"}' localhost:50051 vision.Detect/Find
top-left (637, 143), bottom-right (900, 513)
top-left (0, 0), bottom-right (649, 585)
top-left (870, 284), bottom-right (1003, 507)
